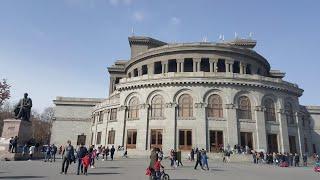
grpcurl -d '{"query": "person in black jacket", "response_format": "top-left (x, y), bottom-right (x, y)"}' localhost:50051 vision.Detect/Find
top-left (194, 149), bottom-right (204, 170)
top-left (294, 153), bottom-right (300, 167)
top-left (76, 144), bottom-right (87, 175)
top-left (110, 145), bottom-right (115, 160)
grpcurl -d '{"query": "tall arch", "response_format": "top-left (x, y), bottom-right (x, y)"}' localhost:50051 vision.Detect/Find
top-left (264, 98), bottom-right (276, 121)
top-left (128, 97), bottom-right (139, 119)
top-left (150, 95), bottom-right (165, 118)
top-left (178, 94), bottom-right (193, 118)
top-left (207, 94), bottom-right (223, 118)
top-left (237, 96), bottom-right (252, 119)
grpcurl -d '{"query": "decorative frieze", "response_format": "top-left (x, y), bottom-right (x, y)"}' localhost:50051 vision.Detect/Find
top-left (194, 102), bottom-right (207, 108)
top-left (117, 105), bottom-right (127, 111)
top-left (165, 102), bottom-right (177, 108)
top-left (224, 103), bottom-right (235, 109)
top-left (255, 106), bottom-right (265, 112)
top-left (139, 103), bottom-right (150, 109)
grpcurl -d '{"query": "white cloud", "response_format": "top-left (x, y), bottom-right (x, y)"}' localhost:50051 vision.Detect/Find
top-left (170, 17), bottom-right (181, 25)
top-left (133, 11), bottom-right (144, 22)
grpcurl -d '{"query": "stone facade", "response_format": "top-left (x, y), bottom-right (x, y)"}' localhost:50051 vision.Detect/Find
top-left (50, 97), bottom-right (104, 146)
top-left (51, 36), bottom-right (320, 156)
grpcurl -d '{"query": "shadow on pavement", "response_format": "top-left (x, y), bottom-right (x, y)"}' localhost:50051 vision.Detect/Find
top-left (88, 172), bottom-right (121, 175)
top-left (96, 166), bottom-right (121, 169)
top-left (0, 176), bottom-right (46, 179)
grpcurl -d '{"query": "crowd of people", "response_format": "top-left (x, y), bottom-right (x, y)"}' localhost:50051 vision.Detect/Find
top-left (59, 140), bottom-right (117, 175)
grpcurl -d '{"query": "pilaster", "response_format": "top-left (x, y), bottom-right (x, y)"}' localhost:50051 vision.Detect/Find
top-left (225, 104), bottom-right (238, 148)
top-left (278, 109), bottom-right (290, 153)
top-left (163, 102), bottom-right (177, 151)
top-left (194, 102), bottom-right (208, 150)
top-left (255, 106), bottom-right (267, 151)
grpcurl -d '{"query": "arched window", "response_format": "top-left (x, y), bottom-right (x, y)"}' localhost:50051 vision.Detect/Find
top-left (285, 102), bottom-right (294, 124)
top-left (207, 94), bottom-right (223, 118)
top-left (151, 95), bottom-right (164, 118)
top-left (128, 97), bottom-right (139, 119)
top-left (264, 98), bottom-right (276, 121)
top-left (178, 94), bottom-right (193, 118)
top-left (238, 96), bottom-right (252, 119)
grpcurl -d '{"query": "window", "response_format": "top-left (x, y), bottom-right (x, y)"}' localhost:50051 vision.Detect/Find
top-left (267, 134), bottom-right (278, 153)
top-left (264, 98), bottom-right (276, 121)
top-left (110, 108), bottom-right (117, 121)
top-left (150, 95), bottom-right (164, 118)
top-left (142, 65), bottom-right (148, 75)
top-left (128, 97), bottom-right (139, 119)
top-left (207, 94), bottom-right (223, 118)
top-left (240, 132), bottom-right (253, 149)
top-left (179, 129), bottom-right (192, 150)
top-left (96, 132), bottom-right (102, 145)
top-left (209, 131), bottom-right (223, 152)
top-left (77, 134), bottom-right (86, 145)
top-left (133, 68), bottom-right (138, 77)
top-left (200, 58), bottom-right (210, 72)
top-left (127, 129), bottom-right (137, 149)
top-left (150, 129), bottom-right (163, 149)
top-left (178, 94), bottom-right (193, 118)
top-left (108, 130), bottom-right (115, 144)
top-left (184, 59), bottom-right (193, 72)
top-left (246, 64), bottom-right (252, 74)
top-left (217, 59), bottom-right (226, 72)
top-left (168, 59), bottom-right (177, 72)
top-left (98, 112), bottom-right (104, 123)
top-left (233, 61), bottom-right (240, 73)
top-left (313, 144), bottom-right (317, 154)
top-left (238, 96), bottom-right (252, 119)
top-left (285, 102), bottom-right (295, 124)
top-left (154, 61), bottom-right (162, 74)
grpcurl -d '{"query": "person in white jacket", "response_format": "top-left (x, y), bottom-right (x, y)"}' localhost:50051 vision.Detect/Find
top-left (29, 145), bottom-right (35, 161)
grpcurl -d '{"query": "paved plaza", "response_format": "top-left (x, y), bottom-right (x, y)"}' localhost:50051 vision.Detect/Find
top-left (0, 157), bottom-right (319, 180)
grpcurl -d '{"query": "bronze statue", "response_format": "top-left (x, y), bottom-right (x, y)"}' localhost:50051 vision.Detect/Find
top-left (14, 93), bottom-right (32, 121)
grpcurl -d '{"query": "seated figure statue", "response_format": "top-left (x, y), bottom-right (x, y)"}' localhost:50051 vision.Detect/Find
top-left (14, 93), bottom-right (32, 121)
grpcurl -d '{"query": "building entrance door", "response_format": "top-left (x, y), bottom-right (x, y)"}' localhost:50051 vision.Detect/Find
top-left (209, 130), bottom-right (223, 152)
top-left (240, 132), bottom-right (253, 149)
top-left (267, 134), bottom-right (278, 153)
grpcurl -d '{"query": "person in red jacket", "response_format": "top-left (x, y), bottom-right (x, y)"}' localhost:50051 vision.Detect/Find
top-left (82, 153), bottom-right (90, 175)
top-left (154, 158), bottom-right (164, 178)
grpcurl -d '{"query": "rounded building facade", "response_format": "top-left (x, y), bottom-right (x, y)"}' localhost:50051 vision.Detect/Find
top-left (90, 36), bottom-right (312, 155)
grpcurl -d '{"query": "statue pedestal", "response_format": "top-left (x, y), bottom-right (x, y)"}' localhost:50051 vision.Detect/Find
top-left (1, 119), bottom-right (32, 144)
top-left (0, 119), bottom-right (33, 160)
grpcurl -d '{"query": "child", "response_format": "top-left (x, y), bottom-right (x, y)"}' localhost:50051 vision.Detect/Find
top-left (154, 158), bottom-right (164, 178)
top-left (82, 153), bottom-right (91, 175)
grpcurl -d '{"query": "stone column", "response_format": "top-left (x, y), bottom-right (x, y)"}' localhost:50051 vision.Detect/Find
top-left (148, 63), bottom-right (154, 75)
top-left (115, 106), bottom-right (127, 147)
top-left (177, 61), bottom-right (181, 72)
top-left (109, 76), bottom-right (115, 95)
top-left (209, 59), bottom-right (213, 72)
top-left (137, 104), bottom-right (149, 150)
top-left (295, 112), bottom-right (305, 155)
top-left (137, 67), bottom-right (142, 76)
top-left (193, 58), bottom-right (201, 72)
top-left (177, 59), bottom-right (184, 72)
top-left (193, 60), bottom-right (197, 72)
top-left (255, 106), bottom-right (267, 151)
top-left (194, 102), bottom-right (208, 150)
top-left (240, 62), bottom-right (247, 74)
top-left (161, 62), bottom-right (165, 74)
top-left (163, 103), bottom-right (177, 151)
top-left (278, 109), bottom-right (290, 153)
top-left (225, 104), bottom-right (238, 148)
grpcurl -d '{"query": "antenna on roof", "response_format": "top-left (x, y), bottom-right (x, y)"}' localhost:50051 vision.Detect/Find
top-left (249, 32), bottom-right (253, 39)
top-left (219, 34), bottom-right (224, 41)
top-left (202, 36), bottom-right (208, 42)
top-left (131, 27), bottom-right (135, 36)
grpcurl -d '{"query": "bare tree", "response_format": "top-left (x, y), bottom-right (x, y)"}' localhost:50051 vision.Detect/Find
top-left (0, 79), bottom-right (10, 108)
top-left (41, 107), bottom-right (54, 122)
top-left (0, 102), bottom-right (14, 135)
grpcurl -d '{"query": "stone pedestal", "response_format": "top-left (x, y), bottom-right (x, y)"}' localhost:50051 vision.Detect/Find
top-left (1, 119), bottom-right (32, 144)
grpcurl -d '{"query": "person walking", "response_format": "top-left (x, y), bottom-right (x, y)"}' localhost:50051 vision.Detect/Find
top-left (22, 144), bottom-right (28, 156)
top-left (176, 150), bottom-right (183, 166)
top-left (201, 150), bottom-right (209, 170)
top-left (8, 137), bottom-right (13, 153)
top-left (60, 140), bottom-right (75, 175)
top-left (51, 144), bottom-right (57, 162)
top-left (294, 153), bottom-right (300, 167)
top-left (11, 136), bottom-right (18, 153)
top-left (149, 147), bottom-right (158, 178)
top-left (44, 145), bottom-right (51, 162)
top-left (302, 154), bottom-right (308, 167)
top-left (76, 144), bottom-right (87, 175)
top-left (110, 145), bottom-right (115, 160)
top-left (190, 149), bottom-right (195, 161)
top-left (105, 146), bottom-right (110, 161)
top-left (194, 149), bottom-right (203, 170)
top-left (82, 153), bottom-right (90, 176)
top-left (29, 145), bottom-right (35, 161)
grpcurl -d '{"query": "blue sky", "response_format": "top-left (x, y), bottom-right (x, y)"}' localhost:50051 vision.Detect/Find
top-left (0, 0), bottom-right (319, 112)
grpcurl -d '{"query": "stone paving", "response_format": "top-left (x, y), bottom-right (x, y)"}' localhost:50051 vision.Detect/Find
top-left (0, 157), bottom-right (319, 180)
